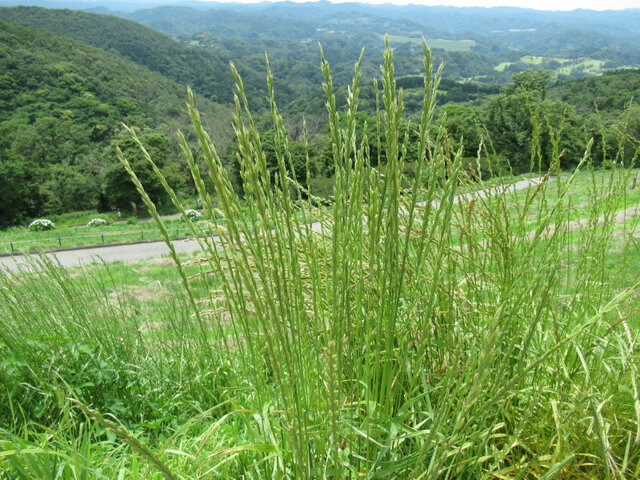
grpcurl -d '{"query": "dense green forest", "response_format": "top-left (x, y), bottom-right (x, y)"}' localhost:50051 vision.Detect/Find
top-left (0, 5), bottom-right (639, 226)
top-left (549, 69), bottom-right (640, 115)
top-left (0, 19), bottom-right (232, 224)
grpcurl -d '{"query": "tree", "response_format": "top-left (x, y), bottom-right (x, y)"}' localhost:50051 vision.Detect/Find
top-left (39, 162), bottom-right (100, 214)
top-left (483, 71), bottom-right (584, 172)
top-left (103, 132), bottom-right (172, 212)
top-left (501, 69), bottom-right (552, 99)
top-left (0, 152), bottom-right (41, 224)
top-left (439, 104), bottom-right (482, 158)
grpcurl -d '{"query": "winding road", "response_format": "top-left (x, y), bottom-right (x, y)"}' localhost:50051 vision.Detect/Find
top-left (0, 177), bottom-right (548, 273)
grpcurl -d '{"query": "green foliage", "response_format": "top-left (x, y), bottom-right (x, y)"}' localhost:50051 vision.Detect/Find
top-left (549, 68), bottom-right (640, 116)
top-left (501, 68), bottom-right (552, 98)
top-left (439, 103), bottom-right (482, 158)
top-left (482, 70), bottom-right (585, 172)
top-left (86, 218), bottom-right (107, 227)
top-left (103, 133), bottom-right (172, 211)
top-left (0, 151), bottom-right (40, 225)
top-left (0, 19), bottom-right (230, 224)
top-left (0, 257), bottom-right (227, 437)
top-left (547, 70), bottom-right (640, 167)
top-left (28, 218), bottom-right (55, 231)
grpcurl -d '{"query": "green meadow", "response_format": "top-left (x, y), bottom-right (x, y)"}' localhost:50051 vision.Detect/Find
top-left (494, 55), bottom-right (606, 78)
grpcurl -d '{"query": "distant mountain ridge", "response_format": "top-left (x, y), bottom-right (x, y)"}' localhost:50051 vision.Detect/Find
top-left (2, 1), bottom-right (640, 37)
top-left (107, 2), bottom-right (640, 84)
top-left (2, 2), bottom-right (639, 88)
top-left (114, 2), bottom-right (640, 40)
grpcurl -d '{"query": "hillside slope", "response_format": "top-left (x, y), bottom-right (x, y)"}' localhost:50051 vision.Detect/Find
top-left (0, 6), bottom-right (265, 104)
top-left (0, 20), bottom-right (231, 222)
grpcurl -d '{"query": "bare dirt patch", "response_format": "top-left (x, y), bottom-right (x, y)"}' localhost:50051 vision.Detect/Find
top-left (111, 281), bottom-right (170, 302)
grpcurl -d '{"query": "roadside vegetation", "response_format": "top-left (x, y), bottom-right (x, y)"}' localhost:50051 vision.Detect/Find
top-left (1, 40), bottom-right (639, 479)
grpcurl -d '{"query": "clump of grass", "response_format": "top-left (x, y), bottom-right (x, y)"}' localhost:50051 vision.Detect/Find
top-left (113, 38), bottom-right (640, 478)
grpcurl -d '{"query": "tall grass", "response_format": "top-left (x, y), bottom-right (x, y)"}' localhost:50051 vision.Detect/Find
top-left (2, 39), bottom-right (640, 478)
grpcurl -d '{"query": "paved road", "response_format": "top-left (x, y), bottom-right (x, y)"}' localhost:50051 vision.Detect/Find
top-left (0, 238), bottom-right (204, 272)
top-left (0, 177), bottom-right (548, 273)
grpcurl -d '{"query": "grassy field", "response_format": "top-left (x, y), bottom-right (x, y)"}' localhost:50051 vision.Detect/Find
top-left (0, 197), bottom-right (207, 254)
top-left (494, 55), bottom-right (604, 77)
top-left (1, 41), bottom-right (639, 479)
top-left (0, 202), bottom-right (308, 254)
top-left (494, 61), bottom-right (513, 72)
top-left (426, 38), bottom-right (475, 52)
top-left (556, 58), bottom-right (607, 76)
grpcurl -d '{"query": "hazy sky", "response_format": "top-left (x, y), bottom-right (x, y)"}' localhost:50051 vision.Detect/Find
top-left (345, 0), bottom-right (640, 9)
top-left (204, 0), bottom-right (640, 11)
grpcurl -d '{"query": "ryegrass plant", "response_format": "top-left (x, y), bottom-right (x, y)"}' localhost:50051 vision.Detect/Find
top-left (2, 39), bottom-right (640, 478)
top-left (114, 39), bottom-right (640, 477)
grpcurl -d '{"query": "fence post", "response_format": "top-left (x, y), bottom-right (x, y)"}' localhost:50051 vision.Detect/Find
top-left (141, 230), bottom-right (144, 240)
top-left (10, 242), bottom-right (14, 253)
top-left (101, 234), bottom-right (105, 244)
top-left (58, 237), bottom-right (62, 247)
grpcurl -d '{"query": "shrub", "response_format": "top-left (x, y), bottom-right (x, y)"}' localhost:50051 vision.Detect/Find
top-left (183, 209), bottom-right (202, 221)
top-left (27, 218), bottom-right (55, 231)
top-left (86, 217), bottom-right (107, 227)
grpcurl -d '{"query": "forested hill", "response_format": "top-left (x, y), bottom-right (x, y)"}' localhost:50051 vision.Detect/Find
top-left (0, 20), bottom-right (232, 222)
top-left (0, 6), bottom-right (265, 104)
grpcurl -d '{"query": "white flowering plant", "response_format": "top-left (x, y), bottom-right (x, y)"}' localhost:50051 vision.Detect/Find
top-left (28, 219), bottom-right (56, 231)
top-left (183, 209), bottom-right (202, 221)
top-left (87, 218), bottom-right (107, 227)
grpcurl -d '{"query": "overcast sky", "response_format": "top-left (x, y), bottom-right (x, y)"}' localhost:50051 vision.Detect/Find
top-left (203, 0), bottom-right (640, 11)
